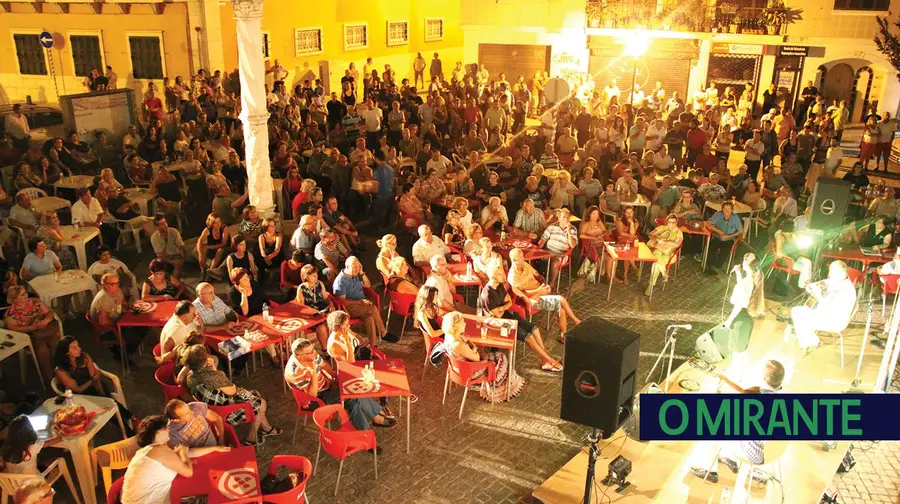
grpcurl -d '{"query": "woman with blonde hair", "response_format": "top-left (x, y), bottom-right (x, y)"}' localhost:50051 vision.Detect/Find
top-left (386, 256), bottom-right (420, 295)
top-left (197, 213), bottom-right (230, 280)
top-left (375, 234), bottom-right (400, 281)
top-left (442, 209), bottom-right (465, 247)
top-left (462, 223), bottom-right (484, 257)
top-left (441, 311), bottom-right (524, 403)
top-left (548, 170), bottom-right (576, 209)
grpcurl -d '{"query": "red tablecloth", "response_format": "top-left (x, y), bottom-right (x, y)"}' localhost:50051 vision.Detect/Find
top-left (204, 316), bottom-right (284, 355)
top-left (462, 316), bottom-right (517, 351)
top-left (170, 446), bottom-right (261, 504)
top-left (822, 247), bottom-right (893, 268)
top-left (336, 358), bottom-right (411, 401)
top-left (116, 300), bottom-right (179, 328)
top-left (250, 301), bottom-right (326, 338)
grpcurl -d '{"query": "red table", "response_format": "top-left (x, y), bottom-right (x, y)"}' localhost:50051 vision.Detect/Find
top-left (170, 446), bottom-right (261, 504)
top-left (337, 358), bottom-right (413, 453)
top-left (604, 241), bottom-right (658, 300)
top-left (461, 315), bottom-right (517, 401)
top-left (821, 247), bottom-right (893, 269)
top-left (115, 300), bottom-right (179, 374)
top-left (205, 316), bottom-right (285, 381)
top-left (251, 301), bottom-right (327, 391)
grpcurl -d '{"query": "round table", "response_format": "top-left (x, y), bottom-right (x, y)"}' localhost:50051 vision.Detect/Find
top-left (31, 196), bottom-right (72, 215)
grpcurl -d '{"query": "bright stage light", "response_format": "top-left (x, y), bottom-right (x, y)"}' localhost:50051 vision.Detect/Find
top-left (796, 235), bottom-right (814, 249)
top-left (622, 31), bottom-right (650, 58)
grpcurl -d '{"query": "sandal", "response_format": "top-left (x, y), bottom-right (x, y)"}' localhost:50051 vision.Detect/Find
top-left (259, 426), bottom-right (283, 438)
top-left (541, 363), bottom-right (563, 373)
top-left (381, 406), bottom-right (395, 418)
top-left (243, 436), bottom-right (265, 447)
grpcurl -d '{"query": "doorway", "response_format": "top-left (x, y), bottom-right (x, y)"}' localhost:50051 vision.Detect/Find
top-left (822, 63), bottom-right (854, 104)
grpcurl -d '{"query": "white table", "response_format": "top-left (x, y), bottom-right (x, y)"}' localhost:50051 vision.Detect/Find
top-left (706, 199), bottom-right (754, 215)
top-left (53, 175), bottom-right (96, 196)
top-left (57, 225), bottom-right (100, 271)
top-left (34, 395), bottom-right (126, 504)
top-left (28, 270), bottom-right (99, 316)
top-left (124, 187), bottom-right (155, 217)
top-left (31, 196), bottom-right (72, 215)
top-left (0, 329), bottom-right (45, 390)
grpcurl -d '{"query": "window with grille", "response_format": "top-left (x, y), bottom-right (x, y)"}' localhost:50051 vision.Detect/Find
top-left (13, 34), bottom-right (47, 76)
top-left (425, 18), bottom-right (444, 42)
top-left (262, 32), bottom-right (270, 58)
top-left (344, 24), bottom-right (368, 51)
top-left (128, 36), bottom-right (163, 79)
top-left (294, 28), bottom-right (323, 55)
top-left (387, 21), bottom-right (409, 46)
top-left (70, 35), bottom-right (103, 77)
top-left (833, 0), bottom-right (889, 10)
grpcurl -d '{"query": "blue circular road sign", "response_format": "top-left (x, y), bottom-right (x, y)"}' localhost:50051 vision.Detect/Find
top-left (39, 31), bottom-right (54, 49)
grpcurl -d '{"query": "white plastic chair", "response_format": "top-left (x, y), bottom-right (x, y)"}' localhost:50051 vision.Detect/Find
top-left (0, 458), bottom-right (82, 504)
top-left (51, 365), bottom-right (128, 408)
top-left (743, 199), bottom-right (767, 240)
top-left (16, 187), bottom-right (48, 201)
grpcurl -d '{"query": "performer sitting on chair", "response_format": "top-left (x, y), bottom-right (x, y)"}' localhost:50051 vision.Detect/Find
top-left (788, 260), bottom-right (857, 355)
top-left (689, 359), bottom-right (785, 483)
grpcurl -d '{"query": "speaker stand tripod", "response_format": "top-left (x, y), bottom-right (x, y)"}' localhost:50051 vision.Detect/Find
top-left (582, 428), bottom-right (604, 504)
top-left (647, 326), bottom-right (681, 391)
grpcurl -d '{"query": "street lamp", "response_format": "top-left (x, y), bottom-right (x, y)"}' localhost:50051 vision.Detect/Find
top-left (622, 30), bottom-right (650, 136)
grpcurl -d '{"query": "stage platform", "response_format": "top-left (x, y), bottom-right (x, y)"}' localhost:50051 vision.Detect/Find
top-left (532, 303), bottom-right (886, 504)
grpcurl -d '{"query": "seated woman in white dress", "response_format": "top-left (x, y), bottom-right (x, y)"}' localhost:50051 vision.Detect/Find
top-left (121, 415), bottom-right (228, 504)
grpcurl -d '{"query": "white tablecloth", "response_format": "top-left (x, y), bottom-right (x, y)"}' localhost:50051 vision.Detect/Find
top-left (28, 270), bottom-right (99, 307)
top-left (58, 225), bottom-right (100, 271)
top-left (0, 329), bottom-right (44, 389)
top-left (34, 395), bottom-right (126, 504)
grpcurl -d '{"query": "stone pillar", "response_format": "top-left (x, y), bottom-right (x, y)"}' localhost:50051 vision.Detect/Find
top-left (232, 0), bottom-right (275, 217)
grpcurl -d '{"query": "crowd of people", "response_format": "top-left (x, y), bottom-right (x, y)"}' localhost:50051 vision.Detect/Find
top-left (0, 52), bottom-right (897, 503)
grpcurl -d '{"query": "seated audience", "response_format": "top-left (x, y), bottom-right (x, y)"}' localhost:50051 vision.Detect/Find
top-left (225, 235), bottom-right (259, 283)
top-left (89, 272), bottom-right (145, 358)
top-left (197, 214), bottom-right (231, 281)
top-left (512, 197), bottom-right (546, 239)
top-left (538, 207), bottom-right (578, 288)
top-left (142, 259), bottom-right (186, 301)
top-left (294, 264), bottom-right (333, 348)
top-left (645, 214), bottom-right (684, 295)
top-left (425, 254), bottom-right (475, 314)
top-left (412, 224), bottom-right (450, 267)
top-left (19, 238), bottom-right (61, 281)
top-left (88, 246), bottom-right (138, 301)
top-left (4, 286), bottom-right (60, 383)
top-left (507, 248), bottom-right (582, 337)
top-left (386, 256), bottom-right (420, 295)
top-left (333, 256), bottom-right (397, 344)
top-left (165, 399), bottom-right (226, 448)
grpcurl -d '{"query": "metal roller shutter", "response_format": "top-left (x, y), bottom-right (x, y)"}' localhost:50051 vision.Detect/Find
top-left (478, 44), bottom-right (551, 82)
top-left (589, 55), bottom-right (691, 101)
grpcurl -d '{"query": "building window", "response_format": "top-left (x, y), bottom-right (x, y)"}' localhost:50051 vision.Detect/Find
top-left (344, 23), bottom-right (368, 51)
top-left (128, 36), bottom-right (163, 79)
top-left (262, 32), bottom-right (271, 59)
top-left (387, 21), bottom-right (409, 47)
top-left (294, 28), bottom-right (323, 56)
top-left (70, 35), bottom-right (103, 77)
top-left (13, 34), bottom-right (47, 76)
top-left (833, 0), bottom-right (889, 9)
top-left (425, 18), bottom-right (444, 42)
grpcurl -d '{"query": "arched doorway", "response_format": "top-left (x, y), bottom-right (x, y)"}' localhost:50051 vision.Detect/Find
top-left (822, 63), bottom-right (854, 103)
top-left (851, 66), bottom-right (874, 122)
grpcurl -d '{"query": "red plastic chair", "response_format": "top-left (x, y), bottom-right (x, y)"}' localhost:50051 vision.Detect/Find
top-left (107, 475), bottom-right (125, 504)
top-left (766, 255), bottom-right (800, 281)
top-left (419, 327), bottom-right (443, 373)
top-left (153, 362), bottom-right (186, 403)
top-left (649, 243), bottom-right (684, 301)
top-left (554, 248), bottom-right (575, 292)
top-left (846, 266), bottom-right (864, 288)
top-left (152, 343), bottom-right (161, 359)
top-left (85, 312), bottom-right (129, 376)
top-left (878, 273), bottom-right (900, 316)
top-left (208, 401), bottom-right (257, 430)
top-left (312, 404), bottom-right (378, 496)
top-left (442, 356), bottom-right (497, 419)
top-left (209, 420), bottom-right (241, 447)
top-left (262, 455), bottom-right (313, 504)
top-left (726, 238), bottom-right (743, 272)
top-left (289, 385), bottom-right (325, 443)
top-left (385, 290), bottom-right (417, 337)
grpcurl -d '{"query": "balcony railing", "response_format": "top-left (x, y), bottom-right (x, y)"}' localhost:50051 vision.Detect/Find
top-left (585, 1), bottom-right (790, 36)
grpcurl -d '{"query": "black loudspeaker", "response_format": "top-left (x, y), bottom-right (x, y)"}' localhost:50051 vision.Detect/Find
top-left (809, 178), bottom-right (852, 231)
top-left (560, 316), bottom-right (640, 434)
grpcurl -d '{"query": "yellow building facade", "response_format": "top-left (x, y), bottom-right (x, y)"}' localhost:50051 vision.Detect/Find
top-left (0, 0), bottom-right (464, 106)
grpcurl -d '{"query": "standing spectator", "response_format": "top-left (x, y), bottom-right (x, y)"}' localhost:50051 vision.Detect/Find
top-left (361, 99), bottom-right (383, 150)
top-left (430, 53), bottom-right (443, 83)
top-left (4, 104), bottom-right (30, 152)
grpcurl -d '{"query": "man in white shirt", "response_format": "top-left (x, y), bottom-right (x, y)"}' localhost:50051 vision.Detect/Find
top-left (210, 136), bottom-right (237, 163)
top-left (266, 59), bottom-right (288, 84)
top-left (604, 79), bottom-right (620, 105)
top-left (412, 224), bottom-right (450, 267)
top-left (645, 119), bottom-right (667, 152)
top-left (425, 254), bottom-right (474, 314)
top-left (9, 192), bottom-right (40, 237)
top-left (72, 187), bottom-right (119, 247)
top-left (158, 300), bottom-right (203, 364)
top-left (480, 196), bottom-right (510, 231)
top-left (88, 246), bottom-right (138, 301)
top-left (360, 99), bottom-right (383, 150)
top-left (425, 149), bottom-right (452, 177)
top-left (790, 261), bottom-right (857, 353)
top-left (823, 137), bottom-right (843, 177)
top-left (349, 137), bottom-right (374, 167)
top-left (4, 104), bottom-right (30, 151)
top-left (878, 251), bottom-right (900, 276)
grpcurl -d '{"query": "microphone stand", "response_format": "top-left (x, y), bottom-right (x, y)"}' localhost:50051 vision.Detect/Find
top-left (647, 326), bottom-right (681, 391)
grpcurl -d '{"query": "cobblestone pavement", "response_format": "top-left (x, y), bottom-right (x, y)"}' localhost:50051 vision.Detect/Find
top-left (3, 241), bottom-right (899, 504)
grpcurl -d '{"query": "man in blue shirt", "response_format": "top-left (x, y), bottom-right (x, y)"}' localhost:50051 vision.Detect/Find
top-left (333, 256), bottom-right (398, 344)
top-left (372, 150), bottom-right (395, 230)
top-left (705, 201), bottom-right (743, 271)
